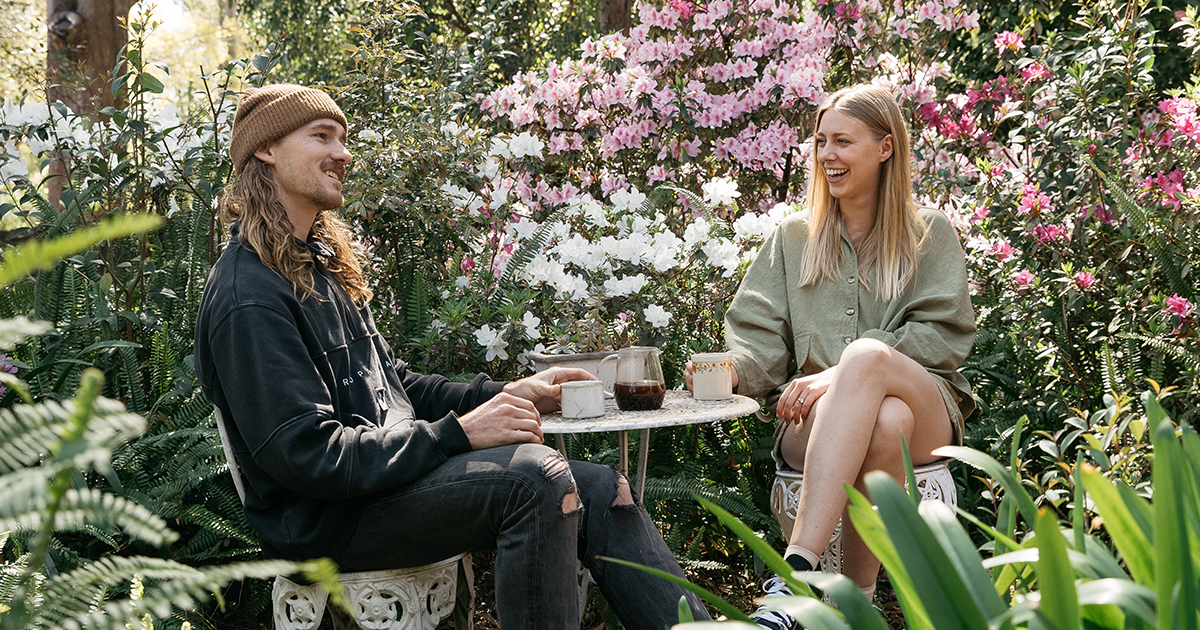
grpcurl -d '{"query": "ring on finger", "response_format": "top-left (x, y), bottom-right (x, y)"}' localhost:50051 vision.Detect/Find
top-left (799, 397), bottom-right (806, 405)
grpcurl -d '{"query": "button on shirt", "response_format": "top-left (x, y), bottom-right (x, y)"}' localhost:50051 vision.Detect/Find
top-left (724, 208), bottom-right (977, 423)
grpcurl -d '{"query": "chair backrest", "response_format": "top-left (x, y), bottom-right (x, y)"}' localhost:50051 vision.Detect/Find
top-left (214, 408), bottom-right (248, 505)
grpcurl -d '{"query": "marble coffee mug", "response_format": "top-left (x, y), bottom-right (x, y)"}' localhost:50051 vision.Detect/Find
top-left (560, 380), bottom-right (605, 418)
top-left (691, 352), bottom-right (733, 400)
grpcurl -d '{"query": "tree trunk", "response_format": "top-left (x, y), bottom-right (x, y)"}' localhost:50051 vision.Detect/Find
top-left (45, 0), bottom-right (136, 207)
top-left (598, 0), bottom-right (632, 33)
top-left (218, 0), bottom-right (239, 60)
top-left (46, 0), bottom-right (137, 114)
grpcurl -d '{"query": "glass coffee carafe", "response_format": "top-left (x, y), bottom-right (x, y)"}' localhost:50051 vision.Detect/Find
top-left (599, 346), bottom-right (666, 411)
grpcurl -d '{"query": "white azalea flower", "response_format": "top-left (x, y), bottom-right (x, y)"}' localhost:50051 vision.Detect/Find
top-left (490, 183), bottom-right (511, 210)
top-left (508, 132), bottom-right (545, 159)
top-left (610, 187), bottom-right (647, 212)
top-left (524, 254), bottom-right (562, 285)
top-left (702, 176), bottom-right (741, 207)
top-left (732, 212), bottom-right (774, 242)
top-left (555, 272), bottom-right (590, 300)
top-left (477, 156), bottom-right (501, 179)
top-left (440, 121), bottom-right (465, 136)
top-left (682, 218), bottom-right (712, 249)
top-left (510, 217), bottom-right (540, 241)
top-left (455, 276), bottom-right (470, 288)
top-left (489, 137), bottom-right (513, 159)
top-left (702, 238), bottom-right (742, 277)
top-left (0, 142), bottom-right (27, 181)
top-left (474, 324), bottom-right (510, 361)
top-left (644, 304), bottom-right (672, 328)
top-left (520, 311), bottom-right (541, 339)
top-left (602, 273), bottom-right (647, 297)
top-left (440, 182), bottom-right (484, 212)
top-left (358, 129), bottom-right (382, 142)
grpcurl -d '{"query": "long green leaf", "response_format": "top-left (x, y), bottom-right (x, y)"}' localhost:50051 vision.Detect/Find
top-left (0, 215), bottom-right (162, 288)
top-left (936, 446), bottom-right (1039, 528)
top-left (1076, 579), bottom-right (1157, 627)
top-left (864, 471), bottom-right (989, 630)
top-left (847, 485), bottom-right (934, 630)
top-left (1082, 468), bottom-right (1155, 585)
top-left (921, 501), bottom-right (1007, 620)
top-left (769, 596), bottom-right (852, 630)
top-left (796, 572), bottom-right (889, 630)
top-left (598, 556), bottom-right (752, 622)
top-left (693, 496), bottom-right (816, 598)
top-left (1035, 510), bottom-right (1079, 630)
top-left (1152, 417), bottom-right (1197, 630)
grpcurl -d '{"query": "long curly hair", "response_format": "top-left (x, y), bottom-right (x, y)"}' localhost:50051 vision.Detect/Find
top-left (217, 157), bottom-right (372, 305)
top-left (800, 84), bottom-right (925, 302)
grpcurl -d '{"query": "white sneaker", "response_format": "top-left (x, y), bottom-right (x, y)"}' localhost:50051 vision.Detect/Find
top-left (751, 576), bottom-right (800, 630)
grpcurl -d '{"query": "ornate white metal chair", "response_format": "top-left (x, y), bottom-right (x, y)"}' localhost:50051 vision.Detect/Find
top-left (769, 461), bottom-right (957, 574)
top-left (214, 409), bottom-right (472, 630)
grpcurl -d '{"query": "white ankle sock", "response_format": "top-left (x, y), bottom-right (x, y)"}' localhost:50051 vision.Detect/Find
top-left (783, 545), bottom-right (820, 570)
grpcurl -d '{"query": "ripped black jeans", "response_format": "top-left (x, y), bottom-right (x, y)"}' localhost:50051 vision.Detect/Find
top-left (336, 443), bottom-right (711, 629)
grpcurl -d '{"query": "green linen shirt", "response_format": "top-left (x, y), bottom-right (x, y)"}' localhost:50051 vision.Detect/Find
top-left (725, 207), bottom-right (977, 431)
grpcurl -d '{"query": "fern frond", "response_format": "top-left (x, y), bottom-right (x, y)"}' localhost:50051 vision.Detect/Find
top-left (35, 557), bottom-right (301, 629)
top-left (1100, 341), bottom-right (1119, 393)
top-left (1088, 160), bottom-right (1189, 297)
top-left (496, 206), bottom-right (567, 295)
top-left (0, 398), bottom-right (145, 474)
top-left (643, 474), bottom-right (772, 529)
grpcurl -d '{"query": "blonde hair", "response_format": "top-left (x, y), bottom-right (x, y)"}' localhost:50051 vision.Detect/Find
top-left (218, 157), bottom-right (372, 305)
top-left (800, 84), bottom-right (925, 302)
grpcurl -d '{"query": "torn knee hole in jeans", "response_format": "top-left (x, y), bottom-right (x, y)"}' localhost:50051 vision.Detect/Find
top-left (540, 451), bottom-right (581, 515)
top-left (611, 471), bottom-right (636, 508)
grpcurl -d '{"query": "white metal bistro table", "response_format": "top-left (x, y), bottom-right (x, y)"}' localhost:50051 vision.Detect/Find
top-left (541, 390), bottom-right (759, 500)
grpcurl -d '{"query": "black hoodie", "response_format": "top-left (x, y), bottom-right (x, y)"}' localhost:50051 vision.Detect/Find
top-left (194, 228), bottom-right (504, 560)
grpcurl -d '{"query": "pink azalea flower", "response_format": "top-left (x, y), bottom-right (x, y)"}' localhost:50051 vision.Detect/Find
top-left (1166, 294), bottom-right (1193, 318)
top-left (1014, 269), bottom-right (1036, 290)
top-left (995, 31), bottom-right (1025, 53)
top-left (1018, 184), bottom-right (1053, 215)
top-left (990, 240), bottom-right (1015, 260)
top-left (1030, 223), bottom-right (1067, 244)
top-left (1081, 203), bottom-right (1115, 225)
top-left (1158, 97), bottom-right (1197, 117)
top-left (1073, 271), bottom-right (1096, 290)
top-left (1020, 62), bottom-right (1051, 82)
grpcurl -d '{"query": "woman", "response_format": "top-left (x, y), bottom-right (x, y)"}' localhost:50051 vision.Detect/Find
top-left (687, 84), bottom-right (975, 629)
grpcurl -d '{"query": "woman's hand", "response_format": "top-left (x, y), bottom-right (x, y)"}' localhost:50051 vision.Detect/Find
top-left (777, 367), bottom-right (837, 425)
top-left (684, 360), bottom-right (739, 393)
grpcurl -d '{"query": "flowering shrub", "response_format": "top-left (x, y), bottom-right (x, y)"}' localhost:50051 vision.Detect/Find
top-left (899, 0), bottom-right (1200, 433)
top-left (346, 0), bottom-right (1200, 438)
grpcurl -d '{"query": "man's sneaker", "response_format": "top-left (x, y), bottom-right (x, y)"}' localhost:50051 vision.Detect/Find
top-left (751, 576), bottom-right (800, 630)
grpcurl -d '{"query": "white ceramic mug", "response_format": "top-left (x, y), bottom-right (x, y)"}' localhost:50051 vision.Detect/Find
top-left (560, 380), bottom-right (606, 418)
top-left (691, 352), bottom-right (733, 400)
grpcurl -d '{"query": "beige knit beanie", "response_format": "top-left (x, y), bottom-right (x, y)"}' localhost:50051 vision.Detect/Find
top-left (229, 84), bottom-right (348, 174)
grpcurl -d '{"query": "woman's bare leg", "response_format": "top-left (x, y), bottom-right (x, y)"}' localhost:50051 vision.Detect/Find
top-left (778, 339), bottom-right (953, 585)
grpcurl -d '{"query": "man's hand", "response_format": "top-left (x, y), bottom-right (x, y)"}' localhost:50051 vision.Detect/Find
top-left (504, 367), bottom-right (596, 413)
top-left (457, 393), bottom-right (546, 450)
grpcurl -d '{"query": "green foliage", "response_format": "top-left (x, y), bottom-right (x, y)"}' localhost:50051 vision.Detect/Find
top-left (0, 206), bottom-right (322, 630)
top-left (650, 390), bottom-right (1200, 630)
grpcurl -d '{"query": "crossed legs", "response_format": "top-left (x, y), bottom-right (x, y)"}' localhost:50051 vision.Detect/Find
top-left (778, 338), bottom-right (953, 588)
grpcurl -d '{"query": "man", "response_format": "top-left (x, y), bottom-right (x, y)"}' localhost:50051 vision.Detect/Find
top-left (194, 84), bottom-right (710, 629)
